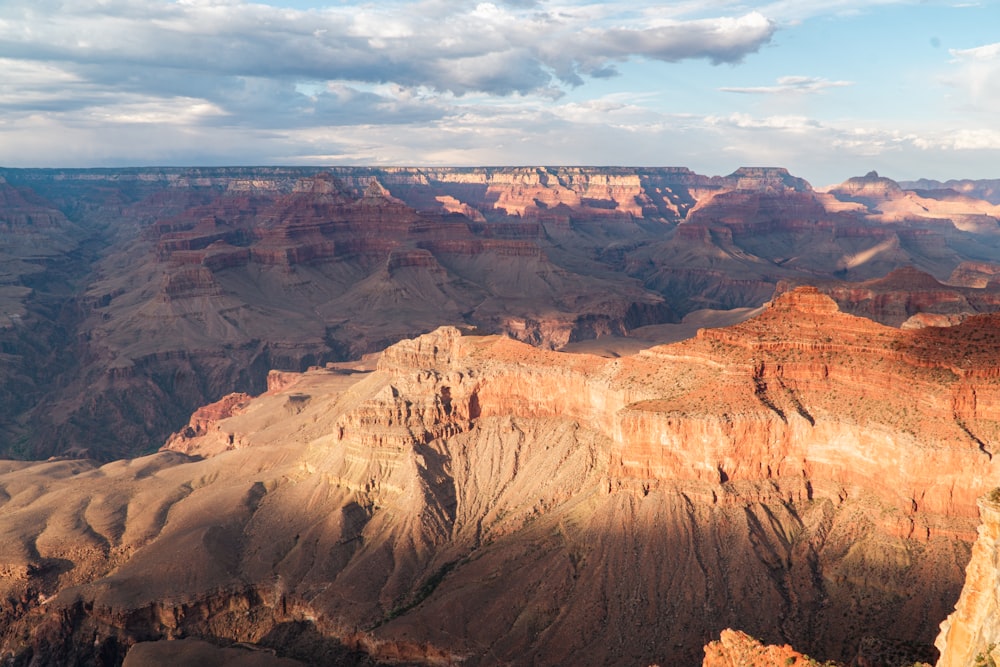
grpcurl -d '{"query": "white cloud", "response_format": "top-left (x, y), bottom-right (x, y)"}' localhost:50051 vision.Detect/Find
top-left (86, 97), bottom-right (228, 125)
top-left (706, 112), bottom-right (821, 131)
top-left (592, 11), bottom-right (775, 65)
top-left (720, 75), bottom-right (853, 94)
top-left (0, 1), bottom-right (775, 97)
top-left (911, 128), bottom-right (1000, 151)
top-left (947, 42), bottom-right (1000, 106)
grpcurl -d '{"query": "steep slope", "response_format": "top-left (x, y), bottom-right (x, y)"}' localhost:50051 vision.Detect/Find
top-left (0, 289), bottom-right (995, 665)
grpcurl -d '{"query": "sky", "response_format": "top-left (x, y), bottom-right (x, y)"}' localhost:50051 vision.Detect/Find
top-left (0, 0), bottom-right (998, 186)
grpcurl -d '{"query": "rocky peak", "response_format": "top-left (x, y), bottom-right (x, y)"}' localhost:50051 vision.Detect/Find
top-left (291, 172), bottom-right (347, 195)
top-left (764, 285), bottom-right (841, 315)
top-left (830, 171), bottom-right (904, 200)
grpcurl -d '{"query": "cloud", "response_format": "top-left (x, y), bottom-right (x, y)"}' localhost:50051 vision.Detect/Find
top-left (911, 128), bottom-right (1000, 151)
top-left (720, 75), bottom-right (853, 94)
top-left (596, 12), bottom-right (775, 65)
top-left (706, 112), bottom-right (822, 131)
top-left (0, 0), bottom-right (779, 169)
top-left (946, 42), bottom-right (1000, 106)
top-left (0, 1), bottom-right (776, 99)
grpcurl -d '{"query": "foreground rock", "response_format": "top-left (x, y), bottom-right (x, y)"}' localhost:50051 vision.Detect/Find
top-left (702, 629), bottom-right (822, 667)
top-left (0, 289), bottom-right (995, 665)
top-left (935, 491), bottom-right (1000, 667)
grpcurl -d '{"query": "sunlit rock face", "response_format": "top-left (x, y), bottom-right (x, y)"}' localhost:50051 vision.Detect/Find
top-left (936, 493), bottom-right (1000, 667)
top-left (702, 629), bottom-right (816, 667)
top-left (0, 292), bottom-right (996, 665)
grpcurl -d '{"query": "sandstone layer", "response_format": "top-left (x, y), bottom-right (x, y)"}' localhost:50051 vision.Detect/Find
top-left (702, 629), bottom-right (822, 667)
top-left (0, 289), bottom-right (995, 665)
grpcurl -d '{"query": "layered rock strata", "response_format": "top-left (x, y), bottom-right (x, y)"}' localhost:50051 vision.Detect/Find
top-left (780, 267), bottom-right (1000, 328)
top-left (4, 164), bottom-right (1000, 463)
top-left (0, 289), bottom-right (995, 665)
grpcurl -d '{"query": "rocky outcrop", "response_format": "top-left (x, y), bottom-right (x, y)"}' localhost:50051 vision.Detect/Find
top-left (782, 267), bottom-right (1000, 327)
top-left (935, 491), bottom-right (1000, 667)
top-left (948, 262), bottom-right (1000, 289)
top-left (702, 630), bottom-right (816, 667)
top-left (830, 170), bottom-right (906, 203)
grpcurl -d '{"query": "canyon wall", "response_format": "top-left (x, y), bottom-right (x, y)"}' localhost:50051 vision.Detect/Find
top-left (3, 165), bottom-right (1000, 462)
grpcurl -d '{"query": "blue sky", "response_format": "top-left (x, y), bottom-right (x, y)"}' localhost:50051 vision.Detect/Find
top-left (0, 0), bottom-right (997, 186)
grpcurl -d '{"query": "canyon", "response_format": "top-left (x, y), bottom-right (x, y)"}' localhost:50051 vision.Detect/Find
top-left (3, 166), bottom-right (1000, 461)
top-left (0, 289), bottom-right (995, 665)
top-left (3, 165), bottom-right (1000, 666)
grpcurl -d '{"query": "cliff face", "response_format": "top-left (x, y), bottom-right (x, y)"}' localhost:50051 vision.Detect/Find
top-left (935, 492), bottom-right (1000, 667)
top-left (0, 290), bottom-right (994, 665)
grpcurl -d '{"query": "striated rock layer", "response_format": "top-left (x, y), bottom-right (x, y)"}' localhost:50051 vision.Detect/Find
top-left (0, 289), bottom-right (995, 665)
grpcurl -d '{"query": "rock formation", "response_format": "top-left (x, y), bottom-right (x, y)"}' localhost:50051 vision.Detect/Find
top-left (829, 172), bottom-right (1000, 232)
top-left (3, 165), bottom-right (1000, 461)
top-left (935, 490), bottom-right (1000, 667)
top-left (901, 179), bottom-right (1000, 206)
top-left (702, 629), bottom-right (818, 667)
top-left (948, 262), bottom-right (1000, 289)
top-left (0, 290), bottom-right (995, 665)
top-left (779, 266), bottom-right (1000, 328)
